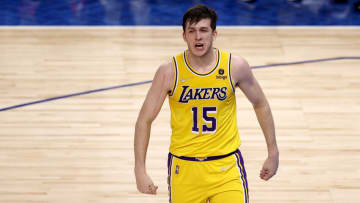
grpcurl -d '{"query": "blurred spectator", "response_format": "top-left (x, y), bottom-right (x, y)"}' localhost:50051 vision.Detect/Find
top-left (0, 0), bottom-right (21, 25)
top-left (19, 0), bottom-right (41, 25)
top-left (80, 0), bottom-right (105, 25)
top-left (130, 0), bottom-right (150, 25)
top-left (35, 0), bottom-right (73, 25)
top-left (104, 0), bottom-right (135, 25)
top-left (354, 1), bottom-right (360, 12)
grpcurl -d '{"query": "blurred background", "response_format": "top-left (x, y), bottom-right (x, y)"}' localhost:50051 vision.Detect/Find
top-left (0, 1), bottom-right (359, 203)
top-left (0, 0), bottom-right (360, 26)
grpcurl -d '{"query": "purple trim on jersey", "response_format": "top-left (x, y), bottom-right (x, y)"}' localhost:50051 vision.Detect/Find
top-left (170, 57), bottom-right (178, 97)
top-left (183, 48), bottom-right (220, 76)
top-left (228, 53), bottom-right (236, 93)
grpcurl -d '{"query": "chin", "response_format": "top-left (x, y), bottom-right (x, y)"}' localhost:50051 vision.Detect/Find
top-left (191, 47), bottom-right (209, 57)
top-left (192, 51), bottom-right (205, 57)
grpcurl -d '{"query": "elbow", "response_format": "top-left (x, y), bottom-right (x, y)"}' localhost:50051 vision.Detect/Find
top-left (135, 114), bottom-right (154, 130)
top-left (252, 99), bottom-right (268, 109)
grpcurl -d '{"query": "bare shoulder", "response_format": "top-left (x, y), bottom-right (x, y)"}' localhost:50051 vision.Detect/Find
top-left (157, 61), bottom-right (173, 76)
top-left (231, 55), bottom-right (252, 85)
top-left (153, 60), bottom-right (174, 92)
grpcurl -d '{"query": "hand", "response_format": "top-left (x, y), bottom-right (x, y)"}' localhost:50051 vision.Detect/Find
top-left (260, 154), bottom-right (279, 181)
top-left (135, 170), bottom-right (158, 195)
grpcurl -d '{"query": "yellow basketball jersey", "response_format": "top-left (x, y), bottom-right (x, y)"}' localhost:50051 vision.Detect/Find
top-left (168, 48), bottom-right (241, 157)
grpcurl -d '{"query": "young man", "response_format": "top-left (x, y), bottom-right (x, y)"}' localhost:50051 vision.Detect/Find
top-left (134, 4), bottom-right (279, 203)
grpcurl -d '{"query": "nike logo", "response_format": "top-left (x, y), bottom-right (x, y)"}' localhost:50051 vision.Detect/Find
top-left (221, 165), bottom-right (232, 172)
top-left (181, 78), bottom-right (191, 83)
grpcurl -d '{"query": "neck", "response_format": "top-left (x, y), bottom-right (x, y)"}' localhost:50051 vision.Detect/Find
top-left (187, 48), bottom-right (217, 73)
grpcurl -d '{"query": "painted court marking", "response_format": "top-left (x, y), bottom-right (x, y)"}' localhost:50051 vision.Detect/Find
top-left (1, 56), bottom-right (359, 112)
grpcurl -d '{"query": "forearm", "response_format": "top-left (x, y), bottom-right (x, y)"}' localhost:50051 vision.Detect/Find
top-left (253, 101), bottom-right (278, 157)
top-left (134, 119), bottom-right (152, 173)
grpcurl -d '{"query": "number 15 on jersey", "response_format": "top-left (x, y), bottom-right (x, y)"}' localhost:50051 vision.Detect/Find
top-left (191, 106), bottom-right (217, 134)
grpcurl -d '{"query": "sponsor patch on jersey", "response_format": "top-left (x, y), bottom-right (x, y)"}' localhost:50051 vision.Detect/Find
top-left (216, 75), bottom-right (227, 80)
top-left (218, 68), bottom-right (224, 75)
top-left (216, 69), bottom-right (227, 80)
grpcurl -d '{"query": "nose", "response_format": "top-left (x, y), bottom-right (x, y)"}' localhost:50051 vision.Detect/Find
top-left (195, 31), bottom-right (201, 40)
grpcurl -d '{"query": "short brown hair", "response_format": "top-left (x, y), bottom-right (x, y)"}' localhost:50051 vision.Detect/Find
top-left (182, 4), bottom-right (218, 32)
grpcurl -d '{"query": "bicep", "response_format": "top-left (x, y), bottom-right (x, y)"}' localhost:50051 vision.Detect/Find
top-left (233, 58), bottom-right (266, 106)
top-left (138, 64), bottom-right (173, 123)
top-left (238, 73), bottom-right (266, 106)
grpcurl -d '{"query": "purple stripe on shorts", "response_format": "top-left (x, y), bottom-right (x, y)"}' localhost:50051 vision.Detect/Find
top-left (167, 153), bottom-right (174, 203)
top-left (235, 150), bottom-right (249, 203)
top-left (236, 150), bottom-right (248, 179)
top-left (168, 153), bottom-right (172, 175)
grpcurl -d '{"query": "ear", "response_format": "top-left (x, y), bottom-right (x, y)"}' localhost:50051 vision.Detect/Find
top-left (213, 30), bottom-right (218, 40)
top-left (182, 31), bottom-right (186, 42)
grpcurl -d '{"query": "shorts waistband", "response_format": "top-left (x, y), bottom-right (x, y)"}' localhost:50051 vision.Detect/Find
top-left (170, 149), bottom-right (239, 162)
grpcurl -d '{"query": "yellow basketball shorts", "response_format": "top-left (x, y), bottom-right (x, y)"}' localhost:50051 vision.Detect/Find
top-left (167, 149), bottom-right (249, 203)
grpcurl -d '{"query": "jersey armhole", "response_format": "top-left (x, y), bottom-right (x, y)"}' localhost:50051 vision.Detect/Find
top-left (169, 57), bottom-right (178, 97)
top-left (228, 53), bottom-right (236, 93)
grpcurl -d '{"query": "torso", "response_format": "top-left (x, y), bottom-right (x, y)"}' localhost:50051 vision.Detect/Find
top-left (168, 48), bottom-right (241, 157)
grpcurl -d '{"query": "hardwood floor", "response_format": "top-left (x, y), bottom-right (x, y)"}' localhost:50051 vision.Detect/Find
top-left (0, 27), bottom-right (359, 203)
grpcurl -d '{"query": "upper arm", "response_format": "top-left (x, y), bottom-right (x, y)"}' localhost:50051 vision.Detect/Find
top-left (232, 55), bottom-right (267, 106)
top-left (137, 61), bottom-right (174, 123)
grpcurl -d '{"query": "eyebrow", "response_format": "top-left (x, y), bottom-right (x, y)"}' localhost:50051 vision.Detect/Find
top-left (187, 26), bottom-right (210, 30)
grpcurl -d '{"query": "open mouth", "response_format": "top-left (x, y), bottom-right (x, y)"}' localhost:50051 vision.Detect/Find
top-left (195, 43), bottom-right (204, 49)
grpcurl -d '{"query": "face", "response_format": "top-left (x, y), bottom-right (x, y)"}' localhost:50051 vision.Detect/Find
top-left (183, 18), bottom-right (217, 57)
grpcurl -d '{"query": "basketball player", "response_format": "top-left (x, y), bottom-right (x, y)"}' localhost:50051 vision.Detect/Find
top-left (134, 4), bottom-right (279, 203)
